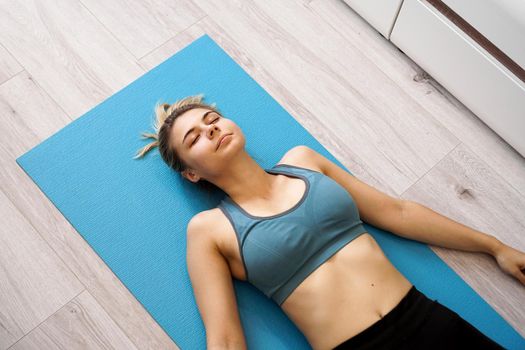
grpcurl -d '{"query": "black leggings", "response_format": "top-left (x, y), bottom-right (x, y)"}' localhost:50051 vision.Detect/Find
top-left (332, 285), bottom-right (505, 350)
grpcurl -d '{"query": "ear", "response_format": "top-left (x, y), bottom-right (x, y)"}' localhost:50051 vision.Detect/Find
top-left (182, 169), bottom-right (200, 183)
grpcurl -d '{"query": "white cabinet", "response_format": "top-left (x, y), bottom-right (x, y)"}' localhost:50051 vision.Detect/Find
top-left (342, 0), bottom-right (525, 157)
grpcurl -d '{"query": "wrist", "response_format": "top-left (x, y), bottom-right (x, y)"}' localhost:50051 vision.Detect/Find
top-left (487, 236), bottom-right (504, 256)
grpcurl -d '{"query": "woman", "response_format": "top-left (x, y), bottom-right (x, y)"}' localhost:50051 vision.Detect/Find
top-left (135, 94), bottom-right (524, 350)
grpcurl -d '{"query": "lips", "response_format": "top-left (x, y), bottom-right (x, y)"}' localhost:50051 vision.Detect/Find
top-left (217, 134), bottom-right (232, 150)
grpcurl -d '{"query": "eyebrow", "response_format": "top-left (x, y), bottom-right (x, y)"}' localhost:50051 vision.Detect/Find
top-left (182, 110), bottom-right (215, 146)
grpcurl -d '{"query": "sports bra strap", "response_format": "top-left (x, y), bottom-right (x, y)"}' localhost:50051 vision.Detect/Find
top-left (271, 163), bottom-right (323, 175)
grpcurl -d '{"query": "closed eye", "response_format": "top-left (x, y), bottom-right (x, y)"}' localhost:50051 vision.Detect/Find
top-left (191, 117), bottom-right (220, 146)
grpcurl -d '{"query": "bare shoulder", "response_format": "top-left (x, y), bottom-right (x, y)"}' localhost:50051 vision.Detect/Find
top-left (187, 210), bottom-right (221, 241)
top-left (188, 208), bottom-right (231, 251)
top-left (278, 145), bottom-right (324, 173)
top-left (188, 208), bottom-right (226, 232)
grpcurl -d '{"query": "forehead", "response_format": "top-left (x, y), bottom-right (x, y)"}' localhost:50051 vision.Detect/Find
top-left (174, 107), bottom-right (215, 132)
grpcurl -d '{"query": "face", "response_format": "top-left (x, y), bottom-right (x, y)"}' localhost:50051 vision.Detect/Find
top-left (170, 107), bottom-right (245, 182)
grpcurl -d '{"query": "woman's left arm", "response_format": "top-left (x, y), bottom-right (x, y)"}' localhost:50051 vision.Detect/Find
top-left (400, 200), bottom-right (525, 285)
top-left (301, 145), bottom-right (525, 286)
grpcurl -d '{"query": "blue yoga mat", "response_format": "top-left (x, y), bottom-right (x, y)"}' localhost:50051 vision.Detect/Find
top-left (16, 34), bottom-right (523, 349)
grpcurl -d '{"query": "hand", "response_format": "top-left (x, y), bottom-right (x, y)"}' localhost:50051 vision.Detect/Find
top-left (494, 244), bottom-right (525, 285)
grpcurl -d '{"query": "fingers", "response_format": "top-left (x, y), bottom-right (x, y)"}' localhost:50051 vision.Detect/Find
top-left (513, 269), bottom-right (525, 285)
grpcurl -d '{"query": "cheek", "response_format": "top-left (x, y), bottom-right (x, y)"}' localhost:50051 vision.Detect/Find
top-left (193, 142), bottom-right (215, 159)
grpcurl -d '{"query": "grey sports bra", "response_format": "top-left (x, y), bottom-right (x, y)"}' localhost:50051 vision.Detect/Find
top-left (217, 163), bottom-right (367, 306)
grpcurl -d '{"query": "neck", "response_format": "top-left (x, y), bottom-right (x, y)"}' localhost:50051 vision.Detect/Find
top-left (208, 151), bottom-right (278, 204)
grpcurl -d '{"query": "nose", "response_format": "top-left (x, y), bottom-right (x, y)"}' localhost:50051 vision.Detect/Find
top-left (207, 124), bottom-right (219, 139)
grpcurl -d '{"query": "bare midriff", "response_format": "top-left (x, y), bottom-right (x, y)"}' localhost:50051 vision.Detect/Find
top-left (278, 232), bottom-right (413, 350)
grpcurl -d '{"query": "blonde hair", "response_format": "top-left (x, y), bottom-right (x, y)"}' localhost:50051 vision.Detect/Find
top-left (134, 94), bottom-right (220, 174)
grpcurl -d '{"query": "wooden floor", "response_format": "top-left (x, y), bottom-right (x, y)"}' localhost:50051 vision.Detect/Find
top-left (1, 0), bottom-right (524, 349)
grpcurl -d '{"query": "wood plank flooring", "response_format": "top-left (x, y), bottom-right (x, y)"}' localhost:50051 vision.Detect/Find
top-left (1, 0), bottom-right (523, 348)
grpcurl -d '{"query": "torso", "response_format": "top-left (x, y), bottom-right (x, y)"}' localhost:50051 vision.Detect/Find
top-left (204, 150), bottom-right (413, 350)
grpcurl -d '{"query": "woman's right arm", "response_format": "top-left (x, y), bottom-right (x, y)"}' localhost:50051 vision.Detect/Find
top-left (186, 212), bottom-right (248, 350)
